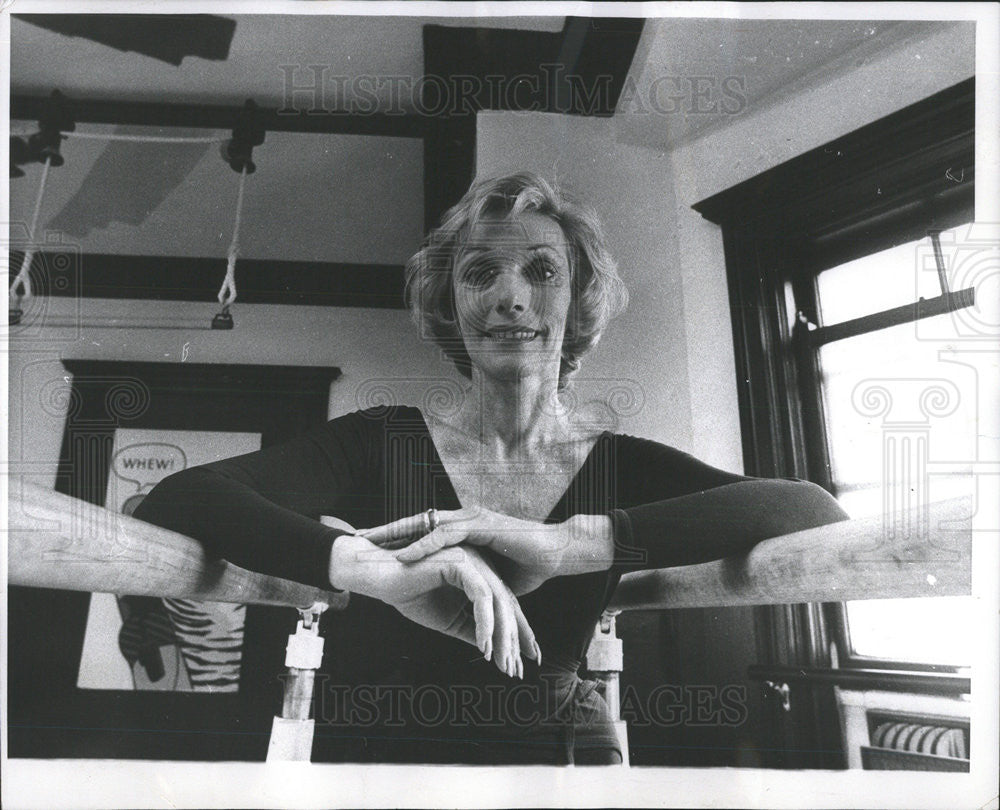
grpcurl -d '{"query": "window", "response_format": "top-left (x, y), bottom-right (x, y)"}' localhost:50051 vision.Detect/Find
top-left (809, 226), bottom-right (977, 671)
top-left (841, 597), bottom-right (972, 667)
top-left (693, 76), bottom-right (975, 718)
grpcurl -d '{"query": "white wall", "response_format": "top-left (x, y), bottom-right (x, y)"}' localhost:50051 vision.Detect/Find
top-left (8, 297), bottom-right (445, 487)
top-left (8, 128), bottom-right (425, 265)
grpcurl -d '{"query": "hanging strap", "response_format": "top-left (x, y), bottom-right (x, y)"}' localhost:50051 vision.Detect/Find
top-left (11, 127), bottom-right (228, 145)
top-left (68, 131), bottom-right (227, 144)
top-left (217, 166), bottom-right (247, 307)
top-left (9, 156), bottom-right (52, 307)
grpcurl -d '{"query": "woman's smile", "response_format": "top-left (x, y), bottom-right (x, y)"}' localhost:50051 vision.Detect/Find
top-left (480, 328), bottom-right (544, 342)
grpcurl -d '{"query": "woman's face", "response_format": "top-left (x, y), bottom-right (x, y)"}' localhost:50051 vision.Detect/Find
top-left (452, 211), bottom-right (573, 384)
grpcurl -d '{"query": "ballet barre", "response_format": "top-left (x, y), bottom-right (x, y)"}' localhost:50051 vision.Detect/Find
top-left (9, 481), bottom-right (971, 609)
top-left (609, 495), bottom-right (972, 611)
top-left (8, 480), bottom-right (347, 610)
top-left (8, 481), bottom-right (972, 762)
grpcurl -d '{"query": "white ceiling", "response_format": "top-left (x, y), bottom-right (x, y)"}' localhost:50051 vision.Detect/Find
top-left (11, 14), bottom-right (567, 108)
top-left (9, 14), bottom-right (963, 264)
top-left (11, 14), bottom-right (943, 124)
top-left (622, 18), bottom-right (957, 145)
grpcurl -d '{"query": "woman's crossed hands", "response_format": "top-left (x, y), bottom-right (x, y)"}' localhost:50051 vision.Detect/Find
top-left (357, 506), bottom-right (615, 596)
top-left (325, 519), bottom-right (539, 678)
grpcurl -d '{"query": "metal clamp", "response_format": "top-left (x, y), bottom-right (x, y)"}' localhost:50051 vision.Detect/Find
top-left (764, 680), bottom-right (792, 712)
top-left (299, 601), bottom-right (328, 629)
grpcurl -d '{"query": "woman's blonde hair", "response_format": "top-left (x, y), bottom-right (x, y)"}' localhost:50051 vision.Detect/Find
top-left (404, 172), bottom-right (628, 388)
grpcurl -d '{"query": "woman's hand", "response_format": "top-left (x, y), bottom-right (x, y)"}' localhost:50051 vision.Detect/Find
top-left (357, 507), bottom-right (616, 595)
top-left (327, 528), bottom-right (538, 677)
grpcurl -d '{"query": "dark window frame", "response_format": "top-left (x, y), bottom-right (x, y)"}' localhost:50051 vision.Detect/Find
top-left (692, 77), bottom-right (975, 729)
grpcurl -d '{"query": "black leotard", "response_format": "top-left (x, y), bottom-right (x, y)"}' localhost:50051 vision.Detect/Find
top-left (135, 405), bottom-right (847, 764)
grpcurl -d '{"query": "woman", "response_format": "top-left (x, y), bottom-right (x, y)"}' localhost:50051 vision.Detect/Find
top-left (135, 172), bottom-right (847, 765)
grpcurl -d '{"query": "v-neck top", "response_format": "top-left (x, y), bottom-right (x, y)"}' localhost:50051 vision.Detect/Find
top-left (135, 405), bottom-right (847, 764)
top-left (422, 411), bottom-right (610, 529)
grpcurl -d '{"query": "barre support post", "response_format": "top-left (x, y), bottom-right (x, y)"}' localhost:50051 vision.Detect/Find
top-left (267, 602), bottom-right (328, 762)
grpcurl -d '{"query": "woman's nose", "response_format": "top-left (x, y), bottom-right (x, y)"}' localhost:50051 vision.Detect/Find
top-left (491, 271), bottom-right (530, 316)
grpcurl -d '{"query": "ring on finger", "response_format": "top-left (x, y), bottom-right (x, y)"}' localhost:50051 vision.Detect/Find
top-left (424, 507), bottom-right (439, 534)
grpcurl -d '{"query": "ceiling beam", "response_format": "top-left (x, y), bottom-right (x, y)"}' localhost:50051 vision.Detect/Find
top-left (10, 251), bottom-right (407, 309)
top-left (12, 94), bottom-right (427, 137)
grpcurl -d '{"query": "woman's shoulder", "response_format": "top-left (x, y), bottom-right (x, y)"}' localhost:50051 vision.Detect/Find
top-left (325, 403), bottom-right (426, 436)
top-left (611, 433), bottom-right (747, 498)
top-left (311, 405), bottom-right (428, 468)
top-left (601, 431), bottom-right (749, 487)
top-left (603, 430), bottom-right (696, 461)
top-left (331, 404), bottom-right (425, 425)
top-left (347, 403), bottom-right (425, 422)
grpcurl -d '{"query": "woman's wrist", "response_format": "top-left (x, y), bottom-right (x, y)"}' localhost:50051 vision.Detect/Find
top-left (328, 534), bottom-right (360, 592)
top-left (560, 514), bottom-right (615, 575)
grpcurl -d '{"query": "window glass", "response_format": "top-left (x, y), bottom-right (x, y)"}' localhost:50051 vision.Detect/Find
top-left (816, 226), bottom-right (976, 668)
top-left (846, 597), bottom-right (972, 667)
top-left (818, 319), bottom-right (976, 519)
top-left (816, 225), bottom-right (968, 326)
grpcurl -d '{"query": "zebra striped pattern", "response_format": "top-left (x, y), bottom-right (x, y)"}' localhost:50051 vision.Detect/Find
top-left (162, 598), bottom-right (246, 692)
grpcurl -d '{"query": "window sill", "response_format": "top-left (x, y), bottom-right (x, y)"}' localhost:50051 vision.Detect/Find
top-left (747, 664), bottom-right (970, 697)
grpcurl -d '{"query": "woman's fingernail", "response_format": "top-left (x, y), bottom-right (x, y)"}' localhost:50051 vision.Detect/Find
top-left (534, 642), bottom-right (542, 665)
top-left (484, 639), bottom-right (492, 662)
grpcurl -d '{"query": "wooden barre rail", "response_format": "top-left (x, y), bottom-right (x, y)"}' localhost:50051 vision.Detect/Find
top-left (610, 495), bottom-right (971, 610)
top-left (9, 481), bottom-right (348, 610)
top-left (9, 481), bottom-right (971, 611)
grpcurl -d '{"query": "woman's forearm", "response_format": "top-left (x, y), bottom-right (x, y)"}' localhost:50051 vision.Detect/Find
top-left (134, 467), bottom-right (347, 590)
top-left (362, 480), bottom-right (847, 591)
top-left (557, 514), bottom-right (616, 576)
top-left (607, 478), bottom-right (849, 572)
top-left (553, 479), bottom-right (849, 577)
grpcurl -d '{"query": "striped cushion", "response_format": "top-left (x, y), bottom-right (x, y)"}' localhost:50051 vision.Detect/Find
top-left (872, 722), bottom-right (966, 759)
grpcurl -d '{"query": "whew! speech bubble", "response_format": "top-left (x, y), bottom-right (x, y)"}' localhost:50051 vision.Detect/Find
top-left (112, 443), bottom-right (188, 492)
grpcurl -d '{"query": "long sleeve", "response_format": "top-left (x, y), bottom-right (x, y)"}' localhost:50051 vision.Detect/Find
top-left (133, 409), bottom-right (377, 590)
top-left (608, 435), bottom-right (849, 572)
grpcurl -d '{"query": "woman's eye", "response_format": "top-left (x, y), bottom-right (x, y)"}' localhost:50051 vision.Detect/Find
top-left (459, 254), bottom-right (558, 286)
top-left (526, 258), bottom-right (557, 283)
top-left (459, 261), bottom-right (496, 287)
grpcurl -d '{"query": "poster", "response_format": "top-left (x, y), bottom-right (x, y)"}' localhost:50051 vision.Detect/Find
top-left (76, 428), bottom-right (260, 692)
